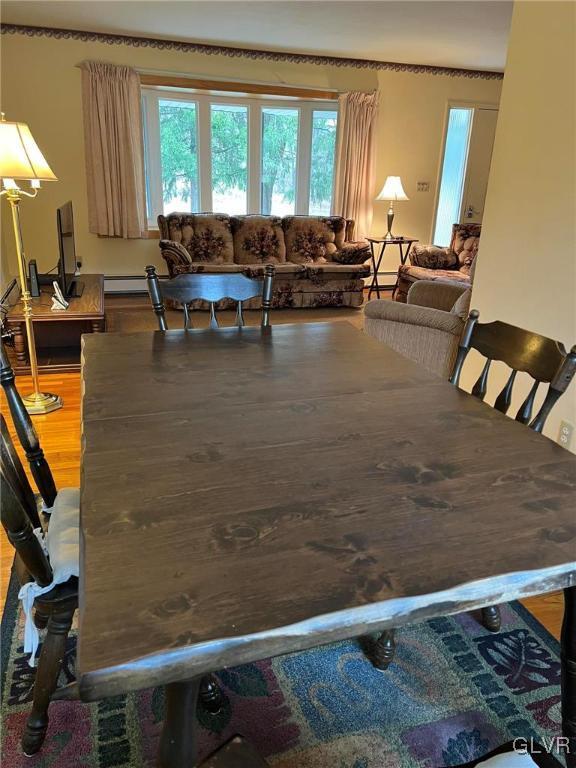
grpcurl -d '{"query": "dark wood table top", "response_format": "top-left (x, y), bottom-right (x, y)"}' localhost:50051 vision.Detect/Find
top-left (7, 274), bottom-right (104, 321)
top-left (78, 322), bottom-right (576, 701)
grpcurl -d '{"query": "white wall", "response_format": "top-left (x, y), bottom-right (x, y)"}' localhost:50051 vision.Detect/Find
top-left (469, 0), bottom-right (576, 449)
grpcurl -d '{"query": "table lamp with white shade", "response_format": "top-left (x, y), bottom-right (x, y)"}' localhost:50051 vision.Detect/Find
top-left (375, 176), bottom-right (409, 240)
top-left (0, 113), bottom-right (62, 414)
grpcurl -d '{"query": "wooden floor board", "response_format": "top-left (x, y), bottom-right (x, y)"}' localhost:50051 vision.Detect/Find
top-left (0, 298), bottom-right (563, 641)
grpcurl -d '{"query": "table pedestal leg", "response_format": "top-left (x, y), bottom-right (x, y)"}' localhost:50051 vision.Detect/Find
top-left (158, 677), bottom-right (201, 768)
top-left (562, 586), bottom-right (576, 767)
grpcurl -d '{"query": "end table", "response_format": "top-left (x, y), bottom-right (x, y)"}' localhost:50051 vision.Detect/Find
top-left (367, 237), bottom-right (418, 299)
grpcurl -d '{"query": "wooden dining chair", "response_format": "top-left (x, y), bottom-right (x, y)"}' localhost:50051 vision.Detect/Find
top-left (145, 264), bottom-right (276, 330)
top-left (370, 311), bottom-right (576, 670)
top-left (1, 415), bottom-right (79, 756)
top-left (0, 338), bottom-right (57, 511)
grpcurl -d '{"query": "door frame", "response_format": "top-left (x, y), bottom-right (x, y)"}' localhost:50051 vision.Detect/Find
top-left (430, 100), bottom-right (499, 244)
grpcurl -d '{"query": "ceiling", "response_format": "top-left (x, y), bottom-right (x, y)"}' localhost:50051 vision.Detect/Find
top-left (1, 1), bottom-right (513, 72)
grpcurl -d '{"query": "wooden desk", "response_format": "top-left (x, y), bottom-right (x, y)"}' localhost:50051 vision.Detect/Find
top-left (79, 323), bottom-right (576, 767)
top-left (5, 274), bottom-right (104, 373)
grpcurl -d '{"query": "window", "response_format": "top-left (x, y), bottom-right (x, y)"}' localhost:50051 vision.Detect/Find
top-left (211, 104), bottom-right (248, 214)
top-left (158, 99), bottom-right (199, 214)
top-left (433, 107), bottom-right (473, 245)
top-left (309, 110), bottom-right (338, 216)
top-left (142, 89), bottom-right (338, 223)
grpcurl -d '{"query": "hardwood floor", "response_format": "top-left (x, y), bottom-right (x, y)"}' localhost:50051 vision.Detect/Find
top-left (0, 297), bottom-right (564, 640)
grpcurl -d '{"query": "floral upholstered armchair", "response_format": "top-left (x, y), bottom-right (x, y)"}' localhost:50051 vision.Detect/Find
top-left (395, 223), bottom-right (481, 302)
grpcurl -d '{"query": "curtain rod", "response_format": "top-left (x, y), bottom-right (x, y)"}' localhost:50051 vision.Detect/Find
top-left (75, 63), bottom-right (341, 99)
top-left (137, 68), bottom-right (340, 94)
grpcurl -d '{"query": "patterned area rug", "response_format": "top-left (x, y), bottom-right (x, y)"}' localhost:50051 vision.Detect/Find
top-left (1, 570), bottom-right (563, 767)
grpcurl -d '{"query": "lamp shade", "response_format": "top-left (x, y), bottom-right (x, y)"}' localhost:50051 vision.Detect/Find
top-left (0, 118), bottom-right (57, 181)
top-left (375, 176), bottom-right (408, 202)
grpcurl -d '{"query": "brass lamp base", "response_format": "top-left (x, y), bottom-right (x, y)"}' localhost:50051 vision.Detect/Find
top-left (22, 391), bottom-right (63, 415)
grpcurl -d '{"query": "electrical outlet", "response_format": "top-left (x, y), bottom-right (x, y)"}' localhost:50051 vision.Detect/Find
top-left (558, 420), bottom-right (574, 450)
top-left (417, 181), bottom-right (430, 192)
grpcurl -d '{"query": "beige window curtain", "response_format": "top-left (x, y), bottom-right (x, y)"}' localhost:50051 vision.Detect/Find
top-left (333, 91), bottom-right (379, 240)
top-left (80, 61), bottom-right (147, 238)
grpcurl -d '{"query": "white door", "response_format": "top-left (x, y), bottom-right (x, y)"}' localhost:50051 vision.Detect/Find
top-left (460, 108), bottom-right (499, 223)
top-left (433, 105), bottom-right (498, 245)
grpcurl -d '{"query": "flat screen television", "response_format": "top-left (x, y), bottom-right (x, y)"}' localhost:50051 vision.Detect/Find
top-left (56, 201), bottom-right (83, 298)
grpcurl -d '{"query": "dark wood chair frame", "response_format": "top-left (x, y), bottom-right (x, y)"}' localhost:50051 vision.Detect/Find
top-left (0, 339), bottom-right (57, 509)
top-left (145, 265), bottom-right (276, 331)
top-left (1, 414), bottom-right (79, 756)
top-left (371, 310), bottom-right (576, 670)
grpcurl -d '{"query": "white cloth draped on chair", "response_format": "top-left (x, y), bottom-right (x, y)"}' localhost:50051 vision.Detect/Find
top-left (333, 91), bottom-right (379, 240)
top-left (80, 61), bottom-right (147, 238)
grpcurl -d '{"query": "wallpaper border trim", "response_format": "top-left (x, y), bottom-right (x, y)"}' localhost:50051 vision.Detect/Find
top-left (0, 23), bottom-right (505, 81)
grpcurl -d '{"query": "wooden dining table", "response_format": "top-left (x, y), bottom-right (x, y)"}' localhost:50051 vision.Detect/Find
top-left (78, 322), bottom-right (576, 767)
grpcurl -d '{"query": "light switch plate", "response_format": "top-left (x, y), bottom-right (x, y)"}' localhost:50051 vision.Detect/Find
top-left (417, 182), bottom-right (430, 192)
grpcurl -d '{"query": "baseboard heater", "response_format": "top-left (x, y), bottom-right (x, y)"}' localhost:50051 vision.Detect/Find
top-left (104, 274), bottom-right (167, 294)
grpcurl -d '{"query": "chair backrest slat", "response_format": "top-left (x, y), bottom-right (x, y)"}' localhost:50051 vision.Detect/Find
top-left (145, 266), bottom-right (275, 330)
top-left (471, 359), bottom-right (491, 401)
top-left (0, 340), bottom-right (57, 507)
top-left (1, 428), bottom-right (53, 587)
top-left (450, 310), bottom-right (576, 433)
top-left (0, 415), bottom-right (41, 529)
top-left (494, 369), bottom-right (517, 415)
top-left (515, 379), bottom-right (539, 425)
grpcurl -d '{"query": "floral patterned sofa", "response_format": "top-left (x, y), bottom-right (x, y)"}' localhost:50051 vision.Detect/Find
top-left (395, 223), bottom-right (481, 303)
top-left (157, 213), bottom-right (371, 308)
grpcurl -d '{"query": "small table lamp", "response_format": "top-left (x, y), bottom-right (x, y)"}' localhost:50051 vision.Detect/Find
top-left (375, 176), bottom-right (409, 239)
top-left (0, 113), bottom-right (62, 414)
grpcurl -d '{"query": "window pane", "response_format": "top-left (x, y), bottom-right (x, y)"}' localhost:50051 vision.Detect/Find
top-left (159, 100), bottom-right (199, 214)
top-left (309, 110), bottom-right (337, 215)
top-left (433, 108), bottom-right (473, 245)
top-left (211, 104), bottom-right (248, 214)
top-left (261, 108), bottom-right (299, 215)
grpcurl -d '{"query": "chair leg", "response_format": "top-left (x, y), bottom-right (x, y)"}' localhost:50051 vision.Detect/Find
top-left (372, 629), bottom-right (396, 670)
top-left (22, 607), bottom-right (74, 756)
top-left (33, 607), bottom-right (49, 630)
top-left (481, 605), bottom-right (501, 632)
top-left (199, 674), bottom-right (223, 714)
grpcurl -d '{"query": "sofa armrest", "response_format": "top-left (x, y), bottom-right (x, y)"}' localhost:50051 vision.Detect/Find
top-left (407, 280), bottom-right (468, 312)
top-left (332, 241), bottom-right (370, 264)
top-left (409, 244), bottom-right (459, 270)
top-left (364, 299), bottom-right (464, 336)
top-left (159, 239), bottom-right (192, 276)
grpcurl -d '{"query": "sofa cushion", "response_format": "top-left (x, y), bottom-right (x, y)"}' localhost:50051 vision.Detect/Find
top-left (159, 213), bottom-right (195, 249)
top-left (332, 241), bottom-right (371, 264)
top-left (449, 223), bottom-right (481, 273)
top-left (188, 214), bottom-right (234, 264)
top-left (304, 263), bottom-right (370, 276)
top-left (400, 264), bottom-right (472, 284)
top-left (242, 263), bottom-right (305, 277)
top-left (172, 263), bottom-right (246, 276)
top-left (283, 216), bottom-right (347, 264)
top-left (231, 215), bottom-right (286, 265)
top-left (409, 245), bottom-right (459, 270)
